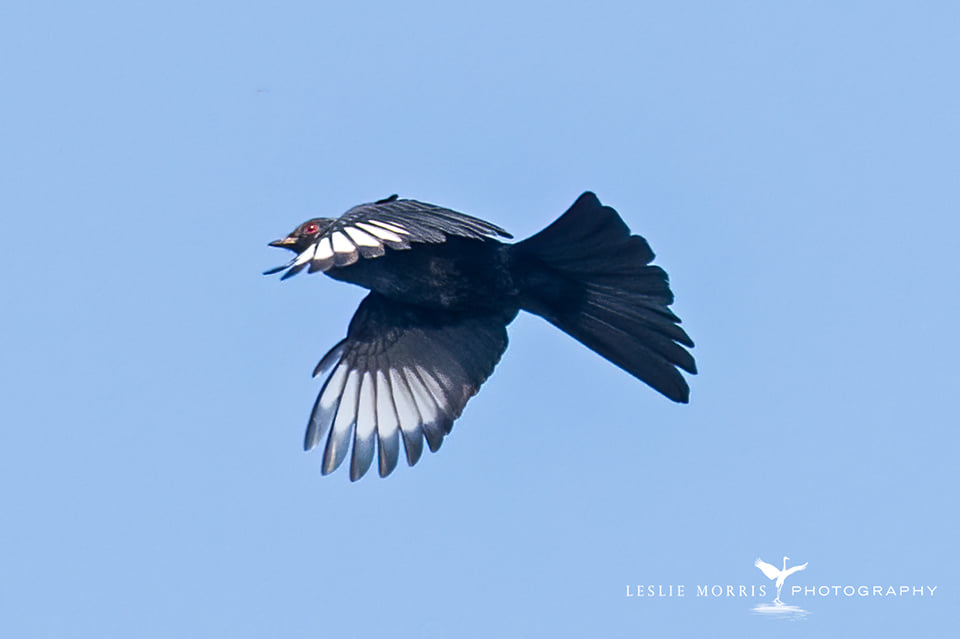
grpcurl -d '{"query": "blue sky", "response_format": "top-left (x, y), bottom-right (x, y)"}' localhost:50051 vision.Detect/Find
top-left (1, 1), bottom-right (957, 637)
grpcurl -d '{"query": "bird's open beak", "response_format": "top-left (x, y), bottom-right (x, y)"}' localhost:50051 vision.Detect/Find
top-left (264, 236), bottom-right (301, 275)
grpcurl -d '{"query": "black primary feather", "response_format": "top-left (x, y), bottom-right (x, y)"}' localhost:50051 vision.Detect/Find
top-left (267, 192), bottom-right (695, 479)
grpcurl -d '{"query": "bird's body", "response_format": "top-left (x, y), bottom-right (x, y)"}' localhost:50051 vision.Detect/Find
top-left (329, 235), bottom-right (518, 313)
top-left (267, 192), bottom-right (696, 480)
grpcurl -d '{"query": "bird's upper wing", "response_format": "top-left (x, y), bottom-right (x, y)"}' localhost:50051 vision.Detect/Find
top-left (271, 196), bottom-right (513, 279)
top-left (754, 558), bottom-right (781, 580)
top-left (783, 563), bottom-right (808, 577)
top-left (304, 292), bottom-right (511, 480)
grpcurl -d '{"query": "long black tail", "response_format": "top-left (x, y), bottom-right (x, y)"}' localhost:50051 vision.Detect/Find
top-left (509, 192), bottom-right (696, 402)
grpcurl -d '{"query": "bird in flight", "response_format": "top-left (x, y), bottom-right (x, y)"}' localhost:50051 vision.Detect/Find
top-left (755, 557), bottom-right (808, 605)
top-left (266, 192), bottom-right (696, 480)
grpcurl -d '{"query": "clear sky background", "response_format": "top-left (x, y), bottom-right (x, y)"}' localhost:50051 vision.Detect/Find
top-left (1, 1), bottom-right (957, 637)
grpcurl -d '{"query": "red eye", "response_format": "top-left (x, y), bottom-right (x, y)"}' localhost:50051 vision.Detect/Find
top-left (303, 223), bottom-right (320, 235)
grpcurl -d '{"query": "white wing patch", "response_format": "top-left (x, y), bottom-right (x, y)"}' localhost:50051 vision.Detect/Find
top-left (343, 226), bottom-right (381, 247)
top-left (293, 242), bottom-right (316, 266)
top-left (389, 368), bottom-right (424, 464)
top-left (368, 219), bottom-right (410, 235)
top-left (282, 223), bottom-right (399, 276)
top-left (351, 371), bottom-right (378, 479)
top-left (374, 370), bottom-right (401, 474)
top-left (331, 231), bottom-right (354, 254)
top-left (356, 221), bottom-right (403, 243)
top-left (329, 231), bottom-right (359, 267)
top-left (305, 362), bottom-right (349, 452)
top-left (323, 369), bottom-right (360, 474)
top-left (315, 237), bottom-right (334, 260)
top-left (405, 369), bottom-right (439, 424)
top-left (417, 366), bottom-right (449, 411)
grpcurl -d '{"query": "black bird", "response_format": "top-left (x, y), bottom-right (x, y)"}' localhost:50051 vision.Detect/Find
top-left (266, 192), bottom-right (696, 480)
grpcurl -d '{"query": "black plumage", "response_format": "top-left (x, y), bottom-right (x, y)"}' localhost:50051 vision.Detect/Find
top-left (266, 192), bottom-right (696, 480)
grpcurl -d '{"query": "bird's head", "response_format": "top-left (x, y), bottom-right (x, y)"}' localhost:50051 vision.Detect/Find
top-left (268, 218), bottom-right (334, 253)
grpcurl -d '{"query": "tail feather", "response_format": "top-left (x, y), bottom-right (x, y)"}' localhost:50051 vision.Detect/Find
top-left (511, 192), bottom-right (696, 403)
top-left (585, 284), bottom-right (691, 345)
top-left (581, 288), bottom-right (696, 371)
top-left (570, 309), bottom-right (693, 403)
top-left (517, 194), bottom-right (652, 266)
top-left (559, 237), bottom-right (657, 275)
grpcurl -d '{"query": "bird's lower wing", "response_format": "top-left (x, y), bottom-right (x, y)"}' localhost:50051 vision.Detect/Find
top-left (304, 292), bottom-right (510, 480)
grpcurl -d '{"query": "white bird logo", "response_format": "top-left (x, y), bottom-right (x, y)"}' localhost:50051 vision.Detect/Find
top-left (755, 556), bottom-right (808, 605)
